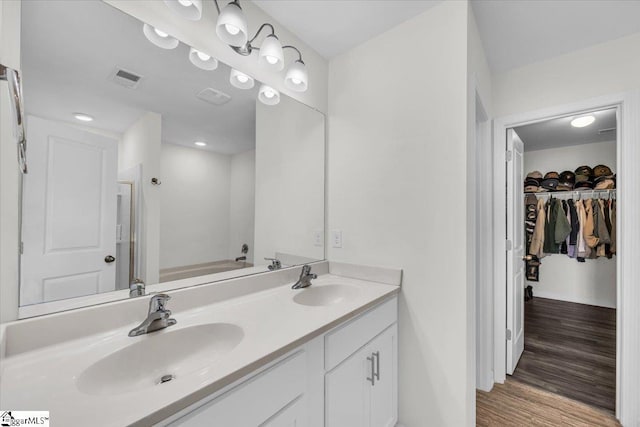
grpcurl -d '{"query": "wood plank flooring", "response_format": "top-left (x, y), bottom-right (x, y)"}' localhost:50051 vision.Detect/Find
top-left (511, 297), bottom-right (616, 414)
top-left (477, 380), bottom-right (620, 426)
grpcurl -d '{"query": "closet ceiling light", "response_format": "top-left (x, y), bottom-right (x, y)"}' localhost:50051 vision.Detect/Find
top-left (229, 69), bottom-right (255, 89)
top-left (571, 115), bottom-right (596, 128)
top-left (73, 113), bottom-right (94, 122)
top-left (194, 141), bottom-right (207, 147)
top-left (215, 1), bottom-right (248, 47)
top-left (212, 0), bottom-right (309, 91)
top-left (143, 24), bottom-right (179, 49)
top-left (189, 47), bottom-right (219, 70)
top-left (164, 0), bottom-right (203, 21)
top-left (258, 85), bottom-right (280, 106)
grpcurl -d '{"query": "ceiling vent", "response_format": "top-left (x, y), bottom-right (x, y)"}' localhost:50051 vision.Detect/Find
top-left (110, 67), bottom-right (143, 89)
top-left (598, 127), bottom-right (616, 135)
top-left (197, 88), bottom-right (231, 106)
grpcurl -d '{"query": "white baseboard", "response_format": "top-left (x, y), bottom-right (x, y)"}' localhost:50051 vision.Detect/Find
top-left (532, 290), bottom-right (616, 309)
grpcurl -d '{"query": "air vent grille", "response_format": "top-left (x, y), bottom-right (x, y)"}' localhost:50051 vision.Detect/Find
top-left (110, 67), bottom-right (143, 89)
top-left (197, 88), bottom-right (231, 106)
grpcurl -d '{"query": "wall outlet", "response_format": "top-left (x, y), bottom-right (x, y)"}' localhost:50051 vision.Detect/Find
top-left (331, 230), bottom-right (342, 248)
top-left (313, 230), bottom-right (323, 247)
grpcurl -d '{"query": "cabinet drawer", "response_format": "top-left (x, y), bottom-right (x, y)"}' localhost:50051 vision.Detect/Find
top-left (169, 351), bottom-right (306, 426)
top-left (325, 296), bottom-right (397, 371)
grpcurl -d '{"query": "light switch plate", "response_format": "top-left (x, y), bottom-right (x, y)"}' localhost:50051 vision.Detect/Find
top-left (313, 230), bottom-right (323, 247)
top-left (331, 230), bottom-right (342, 248)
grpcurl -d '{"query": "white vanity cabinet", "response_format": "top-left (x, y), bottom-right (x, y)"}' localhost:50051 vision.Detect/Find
top-left (163, 296), bottom-right (398, 427)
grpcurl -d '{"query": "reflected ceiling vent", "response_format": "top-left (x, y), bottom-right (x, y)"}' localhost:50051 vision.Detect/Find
top-left (197, 87), bottom-right (231, 106)
top-left (110, 67), bottom-right (143, 89)
top-left (598, 127), bottom-right (616, 135)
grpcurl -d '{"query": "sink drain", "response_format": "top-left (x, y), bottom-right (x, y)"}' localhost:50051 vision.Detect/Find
top-left (158, 374), bottom-right (175, 385)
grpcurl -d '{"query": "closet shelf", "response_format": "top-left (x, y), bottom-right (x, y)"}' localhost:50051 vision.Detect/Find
top-left (524, 189), bottom-right (616, 200)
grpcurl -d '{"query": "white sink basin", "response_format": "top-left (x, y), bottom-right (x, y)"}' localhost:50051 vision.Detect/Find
top-left (293, 284), bottom-right (360, 307)
top-left (76, 323), bottom-right (243, 395)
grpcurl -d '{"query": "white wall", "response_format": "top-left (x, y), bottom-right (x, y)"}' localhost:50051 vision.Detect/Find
top-left (160, 143), bottom-right (231, 269)
top-left (328, 2), bottom-right (474, 425)
top-left (0, 0), bottom-right (22, 322)
top-left (523, 140), bottom-right (616, 308)
top-left (229, 150), bottom-right (255, 263)
top-left (255, 96), bottom-right (324, 266)
top-left (119, 112), bottom-right (161, 285)
top-left (493, 32), bottom-right (640, 117)
top-left (104, 0), bottom-right (328, 113)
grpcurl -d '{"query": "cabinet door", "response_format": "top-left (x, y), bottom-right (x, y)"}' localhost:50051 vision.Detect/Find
top-left (261, 397), bottom-right (305, 427)
top-left (325, 346), bottom-right (370, 427)
top-left (369, 325), bottom-right (397, 427)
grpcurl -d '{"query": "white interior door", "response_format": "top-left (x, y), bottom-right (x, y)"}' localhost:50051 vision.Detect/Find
top-left (21, 116), bottom-right (118, 305)
top-left (506, 128), bottom-right (525, 375)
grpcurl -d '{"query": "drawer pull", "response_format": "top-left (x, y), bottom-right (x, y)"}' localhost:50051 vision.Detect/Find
top-left (373, 351), bottom-right (380, 381)
top-left (366, 354), bottom-right (375, 385)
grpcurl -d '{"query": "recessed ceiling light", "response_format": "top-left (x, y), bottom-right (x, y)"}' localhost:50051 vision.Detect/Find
top-left (194, 141), bottom-right (207, 147)
top-left (571, 115), bottom-right (595, 128)
top-left (74, 113), bottom-right (94, 122)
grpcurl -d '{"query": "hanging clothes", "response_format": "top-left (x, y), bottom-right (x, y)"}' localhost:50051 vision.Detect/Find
top-left (530, 198), bottom-right (546, 258)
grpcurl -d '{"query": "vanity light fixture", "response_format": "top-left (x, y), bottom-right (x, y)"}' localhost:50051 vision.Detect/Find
top-left (212, 0), bottom-right (309, 92)
top-left (194, 141), bottom-right (207, 147)
top-left (73, 113), bottom-right (94, 122)
top-left (258, 85), bottom-right (280, 106)
top-left (189, 47), bottom-right (219, 70)
top-left (229, 68), bottom-right (255, 89)
top-left (163, 0), bottom-right (203, 21)
top-left (143, 24), bottom-right (179, 49)
top-left (571, 115), bottom-right (596, 128)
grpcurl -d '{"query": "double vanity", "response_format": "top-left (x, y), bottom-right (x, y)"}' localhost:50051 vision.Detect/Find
top-left (0, 262), bottom-right (400, 426)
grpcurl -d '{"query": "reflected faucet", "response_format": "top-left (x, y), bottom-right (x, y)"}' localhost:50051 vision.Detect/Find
top-left (129, 278), bottom-right (145, 298)
top-left (292, 265), bottom-right (317, 289)
top-left (265, 257), bottom-right (282, 270)
top-left (128, 294), bottom-right (177, 337)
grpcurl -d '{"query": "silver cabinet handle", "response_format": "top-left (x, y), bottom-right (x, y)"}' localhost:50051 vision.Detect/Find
top-left (373, 351), bottom-right (380, 381)
top-left (0, 64), bottom-right (27, 174)
top-left (366, 353), bottom-right (375, 385)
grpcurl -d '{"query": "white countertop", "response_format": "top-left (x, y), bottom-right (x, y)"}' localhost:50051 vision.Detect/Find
top-left (0, 273), bottom-right (399, 426)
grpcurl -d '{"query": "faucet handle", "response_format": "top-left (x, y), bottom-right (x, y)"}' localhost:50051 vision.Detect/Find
top-left (301, 264), bottom-right (311, 276)
top-left (149, 293), bottom-right (171, 313)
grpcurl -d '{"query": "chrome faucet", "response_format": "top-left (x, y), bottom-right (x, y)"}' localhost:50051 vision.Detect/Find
top-left (129, 278), bottom-right (145, 298)
top-left (265, 257), bottom-right (282, 270)
top-left (292, 265), bottom-right (317, 289)
top-left (128, 294), bottom-right (177, 337)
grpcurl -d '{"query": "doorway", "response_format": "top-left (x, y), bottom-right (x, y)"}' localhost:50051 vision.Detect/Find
top-left (506, 107), bottom-right (618, 414)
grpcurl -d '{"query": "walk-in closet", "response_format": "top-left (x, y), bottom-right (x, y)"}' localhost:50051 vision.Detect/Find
top-left (509, 107), bottom-right (618, 414)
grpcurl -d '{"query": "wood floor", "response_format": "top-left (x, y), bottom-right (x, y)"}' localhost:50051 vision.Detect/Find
top-left (477, 380), bottom-right (620, 426)
top-left (512, 297), bottom-right (616, 413)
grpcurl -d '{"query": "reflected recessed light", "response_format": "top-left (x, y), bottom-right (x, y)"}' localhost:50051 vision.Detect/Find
top-left (194, 141), bottom-right (207, 147)
top-left (571, 115), bottom-right (595, 128)
top-left (74, 113), bottom-right (94, 122)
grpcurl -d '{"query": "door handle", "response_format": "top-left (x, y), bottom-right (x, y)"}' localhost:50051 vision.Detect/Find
top-left (366, 354), bottom-right (375, 385)
top-left (105, 255), bottom-right (116, 263)
top-left (373, 351), bottom-right (380, 381)
top-left (522, 255), bottom-right (533, 261)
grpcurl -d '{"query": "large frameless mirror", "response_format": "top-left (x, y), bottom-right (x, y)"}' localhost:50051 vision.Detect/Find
top-left (18, 0), bottom-right (325, 316)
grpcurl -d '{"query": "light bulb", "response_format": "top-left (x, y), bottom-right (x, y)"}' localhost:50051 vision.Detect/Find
top-left (265, 55), bottom-right (278, 65)
top-left (178, 0), bottom-right (193, 6)
top-left (571, 115), bottom-right (596, 128)
top-left (196, 51), bottom-right (210, 61)
top-left (236, 74), bottom-right (249, 83)
top-left (154, 28), bottom-right (169, 38)
top-left (291, 78), bottom-right (301, 85)
top-left (74, 113), bottom-right (94, 122)
top-left (225, 24), bottom-right (240, 35)
top-left (264, 90), bottom-right (275, 99)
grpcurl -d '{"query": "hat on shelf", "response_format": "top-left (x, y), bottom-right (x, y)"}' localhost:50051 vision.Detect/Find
top-left (544, 171), bottom-right (560, 180)
top-left (557, 170), bottom-right (576, 191)
top-left (524, 177), bottom-right (541, 193)
top-left (541, 178), bottom-right (559, 191)
top-left (594, 175), bottom-right (616, 190)
top-left (593, 164), bottom-right (613, 178)
top-left (575, 165), bottom-right (593, 179)
top-left (526, 171), bottom-right (543, 184)
top-left (574, 180), bottom-right (594, 190)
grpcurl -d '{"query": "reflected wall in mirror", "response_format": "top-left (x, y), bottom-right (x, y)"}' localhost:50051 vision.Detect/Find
top-left (19, 1), bottom-right (325, 311)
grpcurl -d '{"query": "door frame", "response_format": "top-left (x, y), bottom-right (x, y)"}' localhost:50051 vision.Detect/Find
top-left (491, 91), bottom-right (640, 424)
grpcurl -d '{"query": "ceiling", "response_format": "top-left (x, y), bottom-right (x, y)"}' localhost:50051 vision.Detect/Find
top-left (255, 0), bottom-right (640, 71)
top-left (514, 108), bottom-right (617, 152)
top-left (253, 0), bottom-right (441, 59)
top-left (471, 0), bottom-right (640, 72)
top-left (22, 1), bottom-right (259, 154)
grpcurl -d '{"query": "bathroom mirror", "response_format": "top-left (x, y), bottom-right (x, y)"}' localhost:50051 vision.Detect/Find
top-left (18, 1), bottom-right (325, 315)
